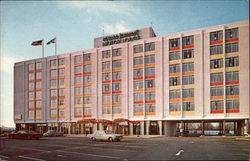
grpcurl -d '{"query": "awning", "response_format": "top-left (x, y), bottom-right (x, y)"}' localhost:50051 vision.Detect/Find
top-left (113, 118), bottom-right (130, 123)
top-left (129, 121), bottom-right (140, 124)
top-left (77, 119), bottom-right (96, 123)
top-left (96, 119), bottom-right (112, 124)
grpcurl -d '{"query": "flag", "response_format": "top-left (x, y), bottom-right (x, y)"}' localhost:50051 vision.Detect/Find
top-left (47, 37), bottom-right (56, 45)
top-left (31, 40), bottom-right (43, 46)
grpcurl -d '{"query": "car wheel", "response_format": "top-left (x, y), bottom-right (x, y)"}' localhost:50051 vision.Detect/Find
top-left (108, 137), bottom-right (113, 142)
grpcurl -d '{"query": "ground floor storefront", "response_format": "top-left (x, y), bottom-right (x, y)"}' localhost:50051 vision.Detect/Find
top-left (15, 119), bottom-right (250, 136)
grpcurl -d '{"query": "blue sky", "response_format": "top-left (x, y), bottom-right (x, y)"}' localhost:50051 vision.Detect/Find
top-left (0, 1), bottom-right (249, 127)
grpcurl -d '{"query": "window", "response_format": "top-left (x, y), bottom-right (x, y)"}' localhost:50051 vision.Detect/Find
top-left (113, 106), bottom-right (121, 114)
top-left (145, 92), bottom-right (155, 101)
top-left (58, 58), bottom-right (64, 66)
top-left (58, 98), bottom-right (64, 106)
top-left (182, 49), bottom-right (194, 59)
top-left (75, 55), bottom-right (82, 63)
top-left (36, 62), bottom-right (42, 69)
top-left (36, 81), bottom-right (42, 89)
top-left (102, 61), bottom-right (110, 70)
top-left (102, 50), bottom-right (110, 59)
top-left (169, 38), bottom-right (180, 48)
top-left (50, 59), bottom-right (57, 67)
top-left (211, 86), bottom-right (224, 96)
top-left (83, 75), bottom-right (91, 83)
top-left (29, 111), bottom-right (34, 119)
top-left (74, 108), bottom-right (83, 116)
top-left (50, 99), bottom-right (57, 107)
top-left (169, 51), bottom-right (180, 61)
top-left (145, 79), bottom-right (155, 88)
top-left (75, 87), bottom-right (82, 95)
top-left (103, 95), bottom-right (111, 103)
top-left (29, 73), bottom-right (35, 80)
top-left (59, 68), bottom-right (65, 76)
top-left (169, 90), bottom-right (180, 99)
top-left (29, 82), bottom-right (34, 89)
top-left (145, 104), bottom-right (155, 113)
top-left (75, 66), bottom-right (82, 74)
top-left (112, 48), bottom-right (121, 57)
top-left (83, 64), bottom-right (91, 73)
top-left (84, 107), bottom-right (92, 115)
top-left (83, 53), bottom-right (91, 61)
top-left (75, 76), bottom-right (82, 84)
top-left (112, 83), bottom-right (121, 91)
top-left (75, 97), bottom-right (83, 105)
top-left (59, 109), bottom-right (64, 117)
top-left (145, 67), bottom-right (155, 76)
top-left (36, 110), bottom-right (42, 119)
top-left (225, 28), bottom-right (238, 40)
top-left (102, 73), bottom-right (110, 81)
top-left (50, 89), bottom-right (57, 97)
top-left (102, 106), bottom-right (111, 114)
top-left (59, 78), bottom-right (64, 86)
top-left (211, 72), bottom-right (223, 83)
top-left (29, 101), bottom-right (34, 108)
top-left (226, 99), bottom-right (239, 110)
top-left (112, 60), bottom-right (121, 68)
top-left (29, 92), bottom-right (35, 99)
top-left (134, 80), bottom-right (143, 90)
top-left (169, 64), bottom-right (180, 74)
top-left (134, 104), bottom-right (143, 113)
top-left (225, 42), bottom-right (238, 53)
top-left (211, 100), bottom-right (224, 111)
top-left (59, 89), bottom-right (64, 96)
top-left (50, 79), bottom-right (57, 87)
top-left (133, 44), bottom-right (143, 53)
top-left (183, 102), bottom-right (195, 111)
top-left (210, 59), bottom-right (223, 69)
top-left (134, 92), bottom-right (143, 102)
top-left (112, 94), bottom-right (121, 103)
top-left (226, 85), bottom-right (239, 95)
top-left (210, 30), bottom-right (223, 42)
top-left (182, 62), bottom-right (194, 72)
top-left (145, 55), bottom-right (155, 64)
top-left (169, 102), bottom-right (181, 112)
top-left (225, 56), bottom-right (239, 67)
top-left (145, 42), bottom-right (155, 52)
top-left (134, 56), bottom-right (143, 66)
top-left (102, 84), bottom-right (110, 92)
top-left (226, 71), bottom-right (239, 82)
top-left (50, 69), bottom-right (57, 77)
top-left (210, 45), bottom-right (223, 55)
top-left (182, 36), bottom-right (194, 47)
top-left (35, 91), bottom-right (41, 99)
top-left (169, 77), bottom-right (180, 86)
top-left (112, 71), bottom-right (121, 80)
top-left (84, 86), bottom-right (91, 94)
top-left (182, 88), bottom-right (194, 98)
top-left (182, 75), bottom-right (194, 85)
top-left (134, 68), bottom-right (143, 78)
top-left (83, 96), bottom-right (91, 104)
top-left (28, 63), bottom-right (35, 71)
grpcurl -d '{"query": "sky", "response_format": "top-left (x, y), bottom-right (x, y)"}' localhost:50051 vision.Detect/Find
top-left (0, 0), bottom-right (249, 127)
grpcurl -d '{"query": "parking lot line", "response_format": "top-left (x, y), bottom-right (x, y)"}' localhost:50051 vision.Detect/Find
top-left (18, 155), bottom-right (45, 161)
top-left (57, 150), bottom-right (120, 159)
top-left (75, 145), bottom-right (137, 152)
top-left (0, 155), bottom-right (8, 159)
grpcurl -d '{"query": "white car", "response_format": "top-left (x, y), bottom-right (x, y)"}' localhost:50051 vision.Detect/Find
top-left (88, 130), bottom-right (123, 142)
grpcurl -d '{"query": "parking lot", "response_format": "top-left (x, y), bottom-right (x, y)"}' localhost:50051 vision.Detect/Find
top-left (0, 136), bottom-right (250, 160)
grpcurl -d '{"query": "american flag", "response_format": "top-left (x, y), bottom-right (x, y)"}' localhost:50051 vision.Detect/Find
top-left (31, 40), bottom-right (43, 46)
top-left (47, 37), bottom-right (56, 45)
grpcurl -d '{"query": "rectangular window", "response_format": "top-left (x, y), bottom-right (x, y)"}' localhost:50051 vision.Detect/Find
top-left (169, 64), bottom-right (180, 74)
top-left (84, 107), bottom-right (92, 115)
top-left (83, 96), bottom-right (91, 104)
top-left (211, 72), bottom-right (223, 83)
top-left (225, 56), bottom-right (239, 67)
top-left (83, 64), bottom-right (91, 73)
top-left (226, 99), bottom-right (239, 110)
top-left (183, 102), bottom-right (195, 111)
top-left (182, 49), bottom-right (194, 59)
top-left (226, 71), bottom-right (239, 82)
top-left (169, 38), bottom-right (180, 48)
top-left (75, 66), bottom-right (82, 74)
top-left (225, 28), bottom-right (238, 40)
top-left (169, 77), bottom-right (180, 86)
top-left (182, 88), bottom-right (194, 98)
top-left (211, 86), bottom-right (224, 96)
top-left (102, 50), bottom-right (110, 59)
top-left (211, 100), bottom-right (224, 111)
top-left (134, 104), bottom-right (143, 113)
top-left (210, 59), bottom-right (223, 69)
top-left (134, 68), bottom-right (143, 78)
top-left (145, 79), bottom-right (155, 88)
top-left (112, 94), bottom-right (121, 103)
top-left (75, 87), bottom-right (82, 95)
top-left (102, 106), bottom-right (111, 114)
top-left (145, 104), bottom-right (155, 113)
top-left (59, 78), bottom-right (64, 86)
top-left (59, 68), bottom-right (65, 76)
top-left (182, 75), bottom-right (194, 85)
top-left (36, 62), bottom-right (42, 69)
top-left (83, 53), bottom-right (91, 61)
top-left (50, 69), bottom-right (57, 77)
top-left (210, 30), bottom-right (223, 42)
top-left (182, 36), bottom-right (194, 47)
top-left (113, 106), bottom-right (121, 114)
top-left (210, 45), bottom-right (223, 55)
top-left (74, 108), bottom-right (82, 116)
top-left (112, 71), bottom-right (121, 80)
top-left (29, 82), bottom-right (34, 89)
top-left (36, 110), bottom-right (42, 119)
top-left (36, 91), bottom-right (42, 99)
top-left (75, 76), bottom-right (82, 84)
top-left (59, 89), bottom-right (64, 96)
top-left (29, 101), bottom-right (34, 108)
top-left (225, 42), bottom-right (238, 53)
top-left (83, 75), bottom-right (91, 83)
top-left (112, 60), bottom-right (121, 68)
top-left (29, 111), bottom-right (35, 119)
top-left (169, 51), bottom-right (180, 61)
top-left (29, 73), bottom-right (35, 80)
top-left (134, 92), bottom-right (143, 102)
top-left (58, 58), bottom-right (64, 66)
top-left (59, 109), bottom-right (64, 117)
top-left (102, 61), bottom-right (110, 70)
top-left (58, 98), bottom-right (64, 106)
top-left (169, 90), bottom-right (180, 99)
top-left (145, 55), bottom-right (155, 64)
top-left (102, 73), bottom-right (110, 81)
top-left (145, 67), bottom-right (155, 76)
top-left (133, 44), bottom-right (143, 53)
top-left (50, 89), bottom-right (57, 97)
top-left (169, 102), bottom-right (181, 111)
top-left (36, 81), bottom-right (42, 89)
top-left (50, 99), bottom-right (57, 107)
top-left (75, 97), bottom-right (83, 105)
top-left (28, 63), bottom-right (35, 71)
top-left (134, 80), bottom-right (143, 90)
top-left (145, 42), bottom-right (155, 52)
top-left (145, 92), bottom-right (155, 101)
top-left (50, 59), bottom-right (57, 67)
top-left (112, 48), bottom-right (121, 57)
top-left (75, 55), bottom-right (82, 63)
top-left (112, 83), bottom-right (121, 91)
top-left (182, 62), bottom-right (194, 72)
top-left (102, 84), bottom-right (110, 92)
top-left (134, 56), bottom-right (143, 66)
top-left (103, 95), bottom-right (111, 103)
top-left (226, 85), bottom-right (239, 95)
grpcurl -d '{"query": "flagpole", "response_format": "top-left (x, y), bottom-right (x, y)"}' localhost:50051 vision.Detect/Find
top-left (42, 39), bottom-right (44, 58)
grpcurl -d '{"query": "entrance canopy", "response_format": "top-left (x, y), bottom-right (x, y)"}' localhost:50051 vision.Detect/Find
top-left (77, 119), bottom-right (96, 123)
top-left (96, 119), bottom-right (112, 124)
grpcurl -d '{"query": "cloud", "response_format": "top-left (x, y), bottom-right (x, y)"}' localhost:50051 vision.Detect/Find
top-left (101, 21), bottom-right (130, 35)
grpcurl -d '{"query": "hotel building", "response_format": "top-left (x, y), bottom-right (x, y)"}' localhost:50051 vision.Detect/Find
top-left (14, 20), bottom-right (249, 136)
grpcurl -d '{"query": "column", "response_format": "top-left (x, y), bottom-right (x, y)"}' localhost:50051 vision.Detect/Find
top-left (81, 124), bottom-right (84, 134)
top-left (99, 123), bottom-right (103, 131)
top-left (146, 121), bottom-right (150, 135)
top-left (140, 121), bottom-right (144, 135)
top-left (129, 123), bottom-right (133, 135)
top-left (223, 120), bottom-right (226, 135)
top-left (158, 120), bottom-right (162, 135)
top-left (68, 123), bottom-right (71, 134)
top-left (93, 123), bottom-right (98, 133)
top-left (202, 121), bottom-right (205, 135)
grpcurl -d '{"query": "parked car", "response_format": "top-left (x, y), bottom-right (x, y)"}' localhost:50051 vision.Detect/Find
top-left (88, 130), bottom-right (123, 142)
top-left (43, 130), bottom-right (63, 137)
top-left (8, 130), bottom-right (42, 140)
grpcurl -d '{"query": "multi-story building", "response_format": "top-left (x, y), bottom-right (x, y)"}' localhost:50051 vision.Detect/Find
top-left (14, 20), bottom-right (249, 136)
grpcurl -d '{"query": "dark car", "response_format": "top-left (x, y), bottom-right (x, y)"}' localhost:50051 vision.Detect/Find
top-left (8, 130), bottom-right (42, 140)
top-left (43, 130), bottom-right (63, 137)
